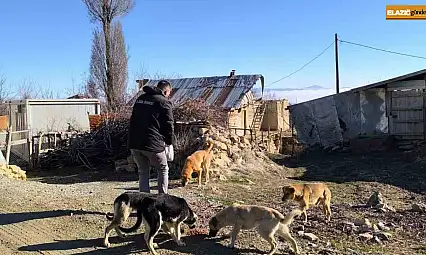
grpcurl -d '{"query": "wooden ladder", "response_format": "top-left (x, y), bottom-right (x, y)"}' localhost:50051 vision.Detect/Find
top-left (251, 102), bottom-right (266, 131)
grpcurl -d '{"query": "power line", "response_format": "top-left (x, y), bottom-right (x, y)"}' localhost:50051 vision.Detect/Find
top-left (339, 39), bottom-right (426, 60)
top-left (265, 41), bottom-right (335, 88)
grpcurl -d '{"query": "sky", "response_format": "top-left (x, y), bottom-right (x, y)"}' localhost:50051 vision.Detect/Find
top-left (1, 0), bottom-right (426, 103)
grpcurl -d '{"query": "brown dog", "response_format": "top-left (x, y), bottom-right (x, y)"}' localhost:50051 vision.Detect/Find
top-left (181, 139), bottom-right (214, 187)
top-left (281, 182), bottom-right (332, 223)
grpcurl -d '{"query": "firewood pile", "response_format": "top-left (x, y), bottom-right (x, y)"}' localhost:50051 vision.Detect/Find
top-left (39, 118), bottom-right (130, 170)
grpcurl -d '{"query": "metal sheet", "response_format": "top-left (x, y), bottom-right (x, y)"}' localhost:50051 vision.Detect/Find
top-left (128, 74), bottom-right (263, 109)
top-left (290, 102), bottom-right (321, 146)
top-left (360, 88), bottom-right (388, 134)
top-left (333, 91), bottom-right (361, 138)
top-left (310, 96), bottom-right (343, 147)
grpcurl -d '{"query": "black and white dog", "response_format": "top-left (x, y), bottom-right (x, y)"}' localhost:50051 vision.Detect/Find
top-left (103, 192), bottom-right (197, 255)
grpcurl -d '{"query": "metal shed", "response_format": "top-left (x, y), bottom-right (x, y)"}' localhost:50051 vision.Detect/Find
top-left (1, 99), bottom-right (101, 135)
top-left (288, 68), bottom-right (426, 149)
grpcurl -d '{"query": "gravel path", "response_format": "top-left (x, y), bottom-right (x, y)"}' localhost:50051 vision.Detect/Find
top-left (2, 149), bottom-right (426, 255)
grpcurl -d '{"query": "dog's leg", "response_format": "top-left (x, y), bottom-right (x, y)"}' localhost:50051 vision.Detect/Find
top-left (103, 223), bottom-right (116, 248)
top-left (170, 222), bottom-right (186, 246)
top-left (325, 200), bottom-right (332, 222)
top-left (204, 161), bottom-right (210, 185)
top-left (161, 223), bottom-right (172, 235)
top-left (197, 168), bottom-right (203, 187)
top-left (143, 217), bottom-right (160, 255)
top-left (226, 224), bottom-right (242, 248)
top-left (277, 225), bottom-right (299, 255)
top-left (258, 228), bottom-right (278, 255)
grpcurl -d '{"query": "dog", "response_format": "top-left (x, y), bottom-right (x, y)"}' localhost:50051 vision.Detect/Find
top-left (103, 192), bottom-right (197, 255)
top-left (181, 139), bottom-right (214, 187)
top-left (208, 204), bottom-right (302, 255)
top-left (281, 182), bottom-right (332, 223)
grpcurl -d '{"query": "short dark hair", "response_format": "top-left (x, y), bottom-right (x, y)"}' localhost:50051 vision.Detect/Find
top-left (157, 80), bottom-right (172, 90)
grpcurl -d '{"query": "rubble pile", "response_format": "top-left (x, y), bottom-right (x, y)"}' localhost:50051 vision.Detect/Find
top-left (0, 164), bottom-right (27, 181)
top-left (115, 124), bottom-right (283, 180)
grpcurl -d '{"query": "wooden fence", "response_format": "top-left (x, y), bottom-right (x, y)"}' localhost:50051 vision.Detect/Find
top-left (0, 125), bottom-right (30, 166)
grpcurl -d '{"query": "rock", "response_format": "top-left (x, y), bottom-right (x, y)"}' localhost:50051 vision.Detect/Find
top-left (359, 232), bottom-right (374, 241)
top-left (374, 203), bottom-right (396, 212)
top-left (228, 135), bottom-right (239, 144)
top-left (297, 231), bottom-right (304, 237)
top-left (375, 231), bottom-right (392, 241)
top-left (235, 157), bottom-right (243, 165)
top-left (218, 175), bottom-right (227, 181)
top-left (354, 218), bottom-right (372, 227)
top-left (198, 128), bottom-right (209, 135)
top-left (214, 141), bottom-right (228, 151)
top-left (412, 202), bottom-right (426, 213)
top-left (308, 242), bottom-right (318, 248)
top-left (240, 136), bottom-right (251, 145)
top-left (244, 178), bottom-right (255, 185)
top-left (366, 191), bottom-right (385, 207)
top-left (303, 233), bottom-right (319, 242)
top-left (373, 236), bottom-right (383, 245)
top-left (212, 152), bottom-right (231, 168)
top-left (377, 222), bottom-right (390, 231)
top-left (294, 225), bottom-right (305, 232)
top-left (372, 224), bottom-right (379, 232)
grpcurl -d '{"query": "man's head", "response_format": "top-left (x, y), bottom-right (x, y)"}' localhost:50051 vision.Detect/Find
top-left (156, 80), bottom-right (172, 98)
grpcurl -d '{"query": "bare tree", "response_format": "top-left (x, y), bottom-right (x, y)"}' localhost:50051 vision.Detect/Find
top-left (15, 78), bottom-right (61, 99)
top-left (16, 78), bottom-right (39, 99)
top-left (87, 21), bottom-right (129, 109)
top-left (82, 0), bottom-right (134, 111)
top-left (64, 74), bottom-right (89, 98)
top-left (0, 70), bottom-right (12, 102)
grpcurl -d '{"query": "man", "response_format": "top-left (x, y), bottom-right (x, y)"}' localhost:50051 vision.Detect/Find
top-left (128, 80), bottom-right (174, 194)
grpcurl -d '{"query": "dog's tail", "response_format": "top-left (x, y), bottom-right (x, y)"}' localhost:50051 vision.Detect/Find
top-left (118, 210), bottom-right (143, 233)
top-left (279, 209), bottom-right (303, 225)
top-left (206, 139), bottom-right (214, 153)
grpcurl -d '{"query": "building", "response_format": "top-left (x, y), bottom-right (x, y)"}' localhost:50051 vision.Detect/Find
top-left (128, 71), bottom-right (291, 136)
top-left (1, 99), bottom-right (101, 135)
top-left (289, 68), bottom-right (426, 149)
top-left (0, 98), bottom-right (101, 165)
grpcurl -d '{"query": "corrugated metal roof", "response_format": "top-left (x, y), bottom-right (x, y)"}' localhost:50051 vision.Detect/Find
top-left (128, 74), bottom-right (264, 109)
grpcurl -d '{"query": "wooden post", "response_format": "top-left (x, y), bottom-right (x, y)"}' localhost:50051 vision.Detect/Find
top-left (5, 125), bottom-right (12, 165)
top-left (291, 119), bottom-right (295, 157)
top-left (54, 132), bottom-right (57, 148)
top-left (261, 131), bottom-right (264, 146)
top-left (36, 134), bottom-right (43, 167)
top-left (267, 126), bottom-right (270, 151)
top-left (335, 33), bottom-right (340, 94)
top-left (250, 129), bottom-right (253, 143)
top-left (27, 135), bottom-right (33, 169)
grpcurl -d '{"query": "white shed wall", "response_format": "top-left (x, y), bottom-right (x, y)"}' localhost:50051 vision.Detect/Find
top-left (28, 103), bottom-right (99, 134)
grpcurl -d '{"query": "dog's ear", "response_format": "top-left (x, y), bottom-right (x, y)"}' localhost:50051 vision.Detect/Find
top-left (282, 185), bottom-right (295, 194)
top-left (211, 216), bottom-right (218, 227)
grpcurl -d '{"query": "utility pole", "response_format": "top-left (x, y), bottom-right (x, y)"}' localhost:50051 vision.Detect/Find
top-left (335, 33), bottom-right (340, 94)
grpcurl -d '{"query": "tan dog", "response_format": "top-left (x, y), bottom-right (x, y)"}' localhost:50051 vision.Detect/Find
top-left (181, 139), bottom-right (214, 187)
top-left (208, 204), bottom-right (302, 255)
top-left (281, 182), bottom-right (332, 223)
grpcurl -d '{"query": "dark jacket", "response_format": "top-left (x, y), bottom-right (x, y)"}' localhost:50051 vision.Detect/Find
top-left (128, 86), bottom-right (174, 153)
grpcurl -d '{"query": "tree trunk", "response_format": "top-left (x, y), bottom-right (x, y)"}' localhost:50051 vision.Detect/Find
top-left (103, 0), bottom-right (114, 112)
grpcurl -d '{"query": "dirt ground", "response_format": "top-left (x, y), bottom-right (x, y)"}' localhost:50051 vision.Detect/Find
top-left (1, 149), bottom-right (426, 255)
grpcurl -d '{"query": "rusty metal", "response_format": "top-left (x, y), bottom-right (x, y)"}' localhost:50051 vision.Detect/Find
top-left (128, 74), bottom-right (263, 109)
